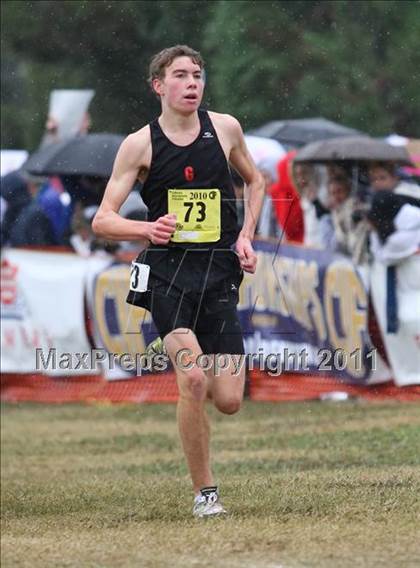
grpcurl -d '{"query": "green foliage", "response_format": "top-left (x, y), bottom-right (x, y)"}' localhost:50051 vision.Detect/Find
top-left (205, 0), bottom-right (420, 135)
top-left (2, 0), bottom-right (420, 150)
top-left (1, 0), bottom-right (211, 149)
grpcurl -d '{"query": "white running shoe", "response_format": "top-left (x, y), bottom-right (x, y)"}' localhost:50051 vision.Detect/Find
top-left (192, 487), bottom-right (227, 518)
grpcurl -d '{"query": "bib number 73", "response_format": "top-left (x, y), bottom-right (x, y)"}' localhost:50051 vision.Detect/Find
top-left (183, 201), bottom-right (206, 222)
top-left (168, 188), bottom-right (221, 243)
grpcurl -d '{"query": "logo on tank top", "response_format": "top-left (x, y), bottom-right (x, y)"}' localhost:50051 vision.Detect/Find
top-left (184, 166), bottom-right (195, 181)
top-left (202, 131), bottom-right (214, 139)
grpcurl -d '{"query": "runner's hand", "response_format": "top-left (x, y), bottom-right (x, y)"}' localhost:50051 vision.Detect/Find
top-left (149, 214), bottom-right (177, 245)
top-left (235, 235), bottom-right (257, 273)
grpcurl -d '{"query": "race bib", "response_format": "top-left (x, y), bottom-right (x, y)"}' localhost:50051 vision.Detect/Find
top-left (130, 262), bottom-right (150, 292)
top-left (168, 189), bottom-right (221, 243)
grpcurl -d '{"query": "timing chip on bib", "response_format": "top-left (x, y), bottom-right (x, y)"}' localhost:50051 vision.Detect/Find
top-left (168, 189), bottom-right (221, 243)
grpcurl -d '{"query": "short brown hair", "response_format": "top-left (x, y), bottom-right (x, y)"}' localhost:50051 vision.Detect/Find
top-left (148, 45), bottom-right (204, 88)
top-left (328, 175), bottom-right (351, 190)
top-left (367, 161), bottom-right (397, 176)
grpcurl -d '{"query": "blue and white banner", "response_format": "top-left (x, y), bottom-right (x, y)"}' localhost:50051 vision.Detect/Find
top-left (2, 244), bottom-right (418, 385)
top-left (239, 241), bottom-right (377, 382)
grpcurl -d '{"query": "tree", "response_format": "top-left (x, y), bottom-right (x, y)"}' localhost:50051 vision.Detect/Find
top-left (204, 0), bottom-right (420, 136)
top-left (1, 0), bottom-right (212, 149)
top-left (2, 0), bottom-right (419, 150)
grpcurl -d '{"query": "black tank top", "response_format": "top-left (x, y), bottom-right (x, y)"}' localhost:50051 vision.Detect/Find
top-left (140, 109), bottom-right (239, 250)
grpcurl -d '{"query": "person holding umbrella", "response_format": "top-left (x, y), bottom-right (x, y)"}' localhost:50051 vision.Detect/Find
top-left (367, 161), bottom-right (419, 199)
top-left (92, 45), bottom-right (265, 517)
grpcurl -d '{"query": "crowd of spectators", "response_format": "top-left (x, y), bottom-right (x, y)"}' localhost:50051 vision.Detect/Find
top-left (0, 169), bottom-right (148, 256)
top-left (1, 117), bottom-right (419, 267)
top-left (259, 154), bottom-right (420, 267)
top-left (0, 110), bottom-right (147, 256)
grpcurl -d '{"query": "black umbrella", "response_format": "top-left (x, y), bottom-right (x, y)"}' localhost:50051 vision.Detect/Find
top-left (23, 133), bottom-right (124, 177)
top-left (248, 117), bottom-right (363, 147)
top-left (294, 136), bottom-right (412, 165)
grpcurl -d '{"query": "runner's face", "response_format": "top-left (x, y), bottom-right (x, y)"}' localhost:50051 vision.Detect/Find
top-left (157, 56), bottom-right (204, 113)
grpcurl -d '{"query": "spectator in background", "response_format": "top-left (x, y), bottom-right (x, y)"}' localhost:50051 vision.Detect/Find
top-left (61, 175), bottom-right (108, 209)
top-left (55, 174), bottom-right (109, 246)
top-left (293, 161), bottom-right (327, 246)
top-left (319, 175), bottom-right (370, 265)
top-left (34, 109), bottom-right (95, 244)
top-left (319, 176), bottom-right (351, 251)
top-left (368, 191), bottom-right (420, 254)
top-left (256, 166), bottom-right (281, 239)
top-left (40, 111), bottom-right (92, 149)
top-left (0, 171), bottom-right (32, 245)
top-left (364, 162), bottom-right (420, 266)
top-left (367, 191), bottom-right (420, 336)
top-left (368, 161), bottom-right (419, 199)
top-left (40, 115), bottom-right (60, 148)
top-left (69, 203), bottom-right (98, 256)
top-left (36, 176), bottom-right (72, 245)
top-left (69, 186), bottom-right (146, 257)
top-left (7, 173), bottom-right (107, 249)
top-left (270, 151), bottom-right (304, 243)
top-left (270, 152), bottom-right (330, 246)
top-left (7, 174), bottom-right (57, 247)
top-left (321, 176), bottom-right (354, 249)
top-left (70, 203), bottom-right (120, 256)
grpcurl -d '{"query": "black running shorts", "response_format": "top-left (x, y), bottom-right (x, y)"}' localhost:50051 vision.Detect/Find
top-left (127, 247), bottom-right (245, 355)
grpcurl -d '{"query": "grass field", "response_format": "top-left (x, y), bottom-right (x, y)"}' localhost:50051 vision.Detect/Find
top-left (1, 400), bottom-right (420, 568)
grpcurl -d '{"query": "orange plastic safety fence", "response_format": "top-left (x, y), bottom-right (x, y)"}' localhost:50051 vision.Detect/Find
top-left (2, 372), bottom-right (420, 404)
top-left (249, 371), bottom-right (420, 402)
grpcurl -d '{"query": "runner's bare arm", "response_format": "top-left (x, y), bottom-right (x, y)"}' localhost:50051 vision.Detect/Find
top-left (92, 130), bottom-right (176, 244)
top-left (226, 115), bottom-right (265, 273)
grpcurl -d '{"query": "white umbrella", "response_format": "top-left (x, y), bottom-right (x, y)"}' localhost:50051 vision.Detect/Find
top-left (244, 135), bottom-right (286, 180)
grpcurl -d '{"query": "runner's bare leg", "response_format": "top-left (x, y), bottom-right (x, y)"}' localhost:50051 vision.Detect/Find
top-left (164, 328), bottom-right (214, 494)
top-left (206, 354), bottom-right (246, 415)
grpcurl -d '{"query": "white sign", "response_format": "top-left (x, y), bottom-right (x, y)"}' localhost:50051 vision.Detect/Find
top-left (370, 256), bottom-right (420, 385)
top-left (1, 249), bottom-right (97, 375)
top-left (49, 89), bottom-right (95, 139)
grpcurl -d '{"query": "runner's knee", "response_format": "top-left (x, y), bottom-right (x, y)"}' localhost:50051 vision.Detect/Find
top-left (177, 367), bottom-right (207, 402)
top-left (214, 395), bottom-right (242, 415)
